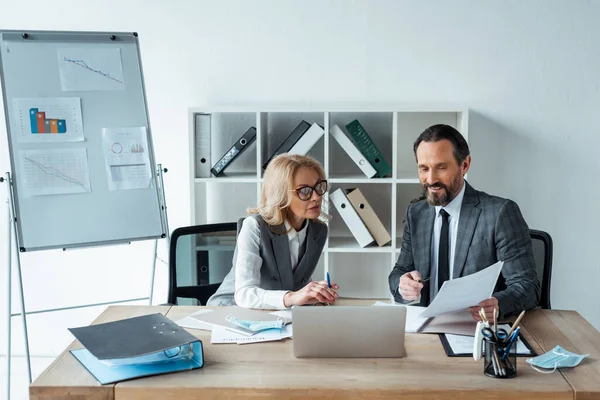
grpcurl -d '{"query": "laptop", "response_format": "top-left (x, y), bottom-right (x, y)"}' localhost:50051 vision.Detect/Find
top-left (292, 305), bottom-right (407, 358)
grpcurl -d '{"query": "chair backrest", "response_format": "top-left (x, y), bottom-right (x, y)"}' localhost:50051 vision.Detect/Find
top-left (529, 229), bottom-right (553, 309)
top-left (168, 222), bottom-right (238, 305)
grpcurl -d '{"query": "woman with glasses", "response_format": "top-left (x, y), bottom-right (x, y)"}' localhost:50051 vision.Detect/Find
top-left (208, 153), bottom-right (340, 309)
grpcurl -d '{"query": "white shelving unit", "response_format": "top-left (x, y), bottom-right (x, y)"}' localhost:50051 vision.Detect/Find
top-left (189, 106), bottom-right (468, 300)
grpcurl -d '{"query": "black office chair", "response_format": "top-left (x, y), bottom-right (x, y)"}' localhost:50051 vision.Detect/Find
top-left (168, 222), bottom-right (238, 305)
top-left (529, 229), bottom-right (553, 309)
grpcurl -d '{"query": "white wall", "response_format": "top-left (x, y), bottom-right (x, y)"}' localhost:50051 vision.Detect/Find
top-left (0, 0), bottom-right (598, 364)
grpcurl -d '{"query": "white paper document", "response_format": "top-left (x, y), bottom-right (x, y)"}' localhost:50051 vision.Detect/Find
top-left (372, 301), bottom-right (429, 333)
top-left (58, 48), bottom-right (125, 91)
top-left (211, 325), bottom-right (293, 345)
top-left (269, 310), bottom-right (292, 321)
top-left (176, 309), bottom-right (214, 331)
top-left (12, 97), bottom-right (84, 142)
top-left (444, 324), bottom-right (533, 355)
top-left (19, 148), bottom-right (91, 197)
top-left (420, 261), bottom-right (504, 318)
top-left (102, 127), bottom-right (153, 191)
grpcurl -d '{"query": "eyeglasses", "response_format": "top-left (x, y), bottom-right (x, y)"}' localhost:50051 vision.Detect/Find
top-left (293, 180), bottom-right (328, 201)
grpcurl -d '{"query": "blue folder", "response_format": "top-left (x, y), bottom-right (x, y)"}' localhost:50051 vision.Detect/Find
top-left (68, 313), bottom-right (204, 385)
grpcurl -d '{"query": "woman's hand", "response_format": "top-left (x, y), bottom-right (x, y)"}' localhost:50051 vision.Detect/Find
top-left (284, 280), bottom-right (340, 307)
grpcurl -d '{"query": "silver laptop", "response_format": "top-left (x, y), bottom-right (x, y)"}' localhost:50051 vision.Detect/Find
top-left (292, 305), bottom-right (407, 358)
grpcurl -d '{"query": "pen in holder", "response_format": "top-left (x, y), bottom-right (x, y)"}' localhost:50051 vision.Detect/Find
top-left (483, 336), bottom-right (517, 379)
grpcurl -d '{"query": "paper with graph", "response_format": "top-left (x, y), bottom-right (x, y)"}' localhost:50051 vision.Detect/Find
top-left (102, 127), bottom-right (153, 191)
top-left (58, 48), bottom-right (125, 91)
top-left (20, 148), bottom-right (91, 197)
top-left (12, 97), bottom-right (84, 143)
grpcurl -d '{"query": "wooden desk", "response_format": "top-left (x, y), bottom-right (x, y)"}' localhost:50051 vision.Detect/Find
top-left (30, 302), bottom-right (600, 400)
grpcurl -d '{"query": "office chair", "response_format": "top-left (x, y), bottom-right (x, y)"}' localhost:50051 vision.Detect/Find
top-left (168, 222), bottom-right (238, 305)
top-left (529, 229), bottom-right (553, 309)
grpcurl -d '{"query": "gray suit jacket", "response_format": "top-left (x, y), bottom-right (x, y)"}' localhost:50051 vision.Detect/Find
top-left (388, 181), bottom-right (540, 318)
top-left (207, 214), bottom-right (328, 306)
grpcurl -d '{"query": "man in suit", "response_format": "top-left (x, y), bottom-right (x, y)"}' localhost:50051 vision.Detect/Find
top-left (388, 124), bottom-right (540, 320)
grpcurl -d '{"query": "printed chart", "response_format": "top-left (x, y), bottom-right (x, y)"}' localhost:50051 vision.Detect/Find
top-left (20, 148), bottom-right (91, 197)
top-left (58, 48), bottom-right (125, 91)
top-left (12, 97), bottom-right (84, 143)
top-left (103, 127), bottom-right (153, 191)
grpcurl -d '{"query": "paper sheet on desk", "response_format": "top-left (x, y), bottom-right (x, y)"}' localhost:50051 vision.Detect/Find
top-left (211, 325), bottom-right (293, 344)
top-left (176, 309), bottom-right (213, 331)
top-left (372, 302), bottom-right (429, 333)
top-left (420, 261), bottom-right (504, 318)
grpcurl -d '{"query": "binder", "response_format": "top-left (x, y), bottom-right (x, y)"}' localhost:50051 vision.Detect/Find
top-left (262, 120), bottom-right (311, 170)
top-left (330, 188), bottom-right (375, 248)
top-left (330, 125), bottom-right (377, 178)
top-left (287, 122), bottom-right (324, 156)
top-left (69, 313), bottom-right (204, 384)
top-left (194, 113), bottom-right (211, 178)
top-left (345, 188), bottom-right (391, 246)
top-left (210, 126), bottom-right (257, 177)
top-left (345, 119), bottom-right (392, 178)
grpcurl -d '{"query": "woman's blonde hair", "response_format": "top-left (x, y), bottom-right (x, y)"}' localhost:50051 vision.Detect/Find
top-left (248, 153), bottom-right (328, 226)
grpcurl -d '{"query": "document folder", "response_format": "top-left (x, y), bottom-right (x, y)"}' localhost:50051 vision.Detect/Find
top-left (330, 188), bottom-right (375, 247)
top-left (345, 188), bottom-right (391, 246)
top-left (194, 113), bottom-right (211, 178)
top-left (69, 313), bottom-right (204, 384)
top-left (263, 120), bottom-right (311, 170)
top-left (211, 126), bottom-right (257, 176)
top-left (287, 122), bottom-right (324, 156)
top-left (345, 119), bottom-right (392, 178)
top-left (330, 125), bottom-right (377, 178)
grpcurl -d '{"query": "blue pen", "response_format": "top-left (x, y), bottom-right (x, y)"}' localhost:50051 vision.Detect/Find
top-left (326, 272), bottom-right (332, 288)
top-left (502, 327), bottom-right (520, 360)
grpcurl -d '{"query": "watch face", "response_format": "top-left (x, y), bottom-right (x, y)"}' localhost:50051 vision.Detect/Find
top-left (213, 147), bottom-right (239, 173)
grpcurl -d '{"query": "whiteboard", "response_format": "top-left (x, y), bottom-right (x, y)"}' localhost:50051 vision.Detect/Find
top-left (0, 30), bottom-right (166, 251)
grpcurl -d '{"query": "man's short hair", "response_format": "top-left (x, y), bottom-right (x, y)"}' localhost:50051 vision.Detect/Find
top-left (413, 124), bottom-right (470, 165)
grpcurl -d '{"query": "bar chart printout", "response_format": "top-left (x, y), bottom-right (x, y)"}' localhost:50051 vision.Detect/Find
top-left (12, 97), bottom-right (84, 143)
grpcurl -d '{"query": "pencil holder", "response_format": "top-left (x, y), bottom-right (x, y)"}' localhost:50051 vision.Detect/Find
top-left (483, 337), bottom-right (517, 378)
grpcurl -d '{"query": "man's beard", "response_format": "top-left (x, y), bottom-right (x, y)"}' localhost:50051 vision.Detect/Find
top-left (422, 175), bottom-right (463, 206)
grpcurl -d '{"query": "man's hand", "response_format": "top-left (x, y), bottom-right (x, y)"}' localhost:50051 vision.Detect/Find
top-left (469, 297), bottom-right (499, 322)
top-left (398, 271), bottom-right (424, 301)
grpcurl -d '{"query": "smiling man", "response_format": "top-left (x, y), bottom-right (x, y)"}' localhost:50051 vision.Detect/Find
top-left (388, 124), bottom-right (540, 320)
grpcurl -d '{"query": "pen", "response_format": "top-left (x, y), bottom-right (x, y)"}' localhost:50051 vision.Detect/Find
top-left (417, 277), bottom-right (430, 283)
top-left (326, 272), bottom-right (331, 289)
top-left (502, 327), bottom-right (520, 361)
top-left (506, 310), bottom-right (526, 338)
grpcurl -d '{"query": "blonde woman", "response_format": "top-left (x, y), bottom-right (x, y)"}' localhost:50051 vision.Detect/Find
top-left (207, 154), bottom-right (339, 309)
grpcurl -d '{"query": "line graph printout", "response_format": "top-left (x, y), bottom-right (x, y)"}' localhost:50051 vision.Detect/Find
top-left (102, 127), bottom-right (153, 191)
top-left (12, 97), bottom-right (84, 143)
top-left (19, 148), bottom-right (91, 197)
top-left (58, 48), bottom-right (125, 91)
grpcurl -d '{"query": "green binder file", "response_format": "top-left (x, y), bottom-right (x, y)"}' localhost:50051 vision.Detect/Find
top-left (345, 120), bottom-right (392, 178)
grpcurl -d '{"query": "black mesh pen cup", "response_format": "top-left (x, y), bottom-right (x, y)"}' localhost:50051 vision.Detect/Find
top-left (483, 337), bottom-right (517, 378)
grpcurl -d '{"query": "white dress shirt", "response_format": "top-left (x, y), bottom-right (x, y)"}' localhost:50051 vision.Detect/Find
top-left (234, 216), bottom-right (308, 309)
top-left (429, 182), bottom-right (466, 300)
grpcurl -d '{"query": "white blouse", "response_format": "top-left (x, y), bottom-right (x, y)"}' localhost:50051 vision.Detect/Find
top-left (234, 217), bottom-right (308, 309)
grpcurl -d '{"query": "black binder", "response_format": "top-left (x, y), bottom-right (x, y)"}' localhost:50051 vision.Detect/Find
top-left (210, 126), bottom-right (257, 177)
top-left (262, 120), bottom-right (311, 170)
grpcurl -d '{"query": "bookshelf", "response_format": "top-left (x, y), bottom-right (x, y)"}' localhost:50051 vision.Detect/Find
top-left (189, 106), bottom-right (469, 300)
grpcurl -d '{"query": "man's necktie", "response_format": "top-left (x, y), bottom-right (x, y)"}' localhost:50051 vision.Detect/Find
top-left (438, 209), bottom-right (450, 291)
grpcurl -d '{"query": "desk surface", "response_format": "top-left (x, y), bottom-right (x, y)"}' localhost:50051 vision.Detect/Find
top-left (30, 300), bottom-right (600, 400)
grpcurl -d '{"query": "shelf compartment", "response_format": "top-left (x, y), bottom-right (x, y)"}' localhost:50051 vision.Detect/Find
top-left (395, 111), bottom-right (463, 178)
top-left (328, 112), bottom-right (393, 179)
